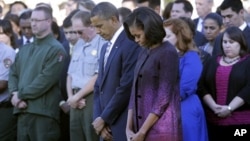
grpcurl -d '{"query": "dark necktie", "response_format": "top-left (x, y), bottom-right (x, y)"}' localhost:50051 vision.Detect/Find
top-left (103, 42), bottom-right (112, 70)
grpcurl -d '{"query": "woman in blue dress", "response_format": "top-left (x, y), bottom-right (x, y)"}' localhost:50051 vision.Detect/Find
top-left (164, 18), bottom-right (208, 141)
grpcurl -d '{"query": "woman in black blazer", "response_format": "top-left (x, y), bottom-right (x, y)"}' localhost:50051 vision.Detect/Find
top-left (198, 26), bottom-right (250, 141)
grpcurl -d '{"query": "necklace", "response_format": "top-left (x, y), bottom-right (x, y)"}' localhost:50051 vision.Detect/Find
top-left (222, 56), bottom-right (240, 64)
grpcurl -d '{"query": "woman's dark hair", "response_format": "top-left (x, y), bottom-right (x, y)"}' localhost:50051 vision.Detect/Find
top-left (162, 2), bottom-right (173, 20)
top-left (204, 12), bottom-right (223, 28)
top-left (51, 21), bottom-right (61, 40)
top-left (221, 26), bottom-right (248, 57)
top-left (90, 2), bottom-right (119, 21)
top-left (4, 13), bottom-right (19, 27)
top-left (0, 19), bottom-right (16, 48)
top-left (123, 7), bottom-right (166, 48)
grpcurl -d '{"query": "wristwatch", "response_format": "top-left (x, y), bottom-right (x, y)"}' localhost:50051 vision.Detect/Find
top-left (227, 106), bottom-right (233, 112)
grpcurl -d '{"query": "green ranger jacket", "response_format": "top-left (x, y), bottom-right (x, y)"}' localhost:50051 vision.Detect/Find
top-left (8, 34), bottom-right (66, 121)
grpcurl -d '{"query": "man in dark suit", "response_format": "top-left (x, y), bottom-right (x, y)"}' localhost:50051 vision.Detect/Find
top-left (17, 10), bottom-right (34, 48)
top-left (90, 2), bottom-right (141, 141)
top-left (212, 0), bottom-right (250, 57)
top-left (193, 0), bottom-right (213, 33)
top-left (170, 0), bottom-right (207, 46)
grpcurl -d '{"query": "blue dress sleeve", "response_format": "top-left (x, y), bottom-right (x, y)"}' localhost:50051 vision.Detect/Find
top-left (179, 51), bottom-right (203, 100)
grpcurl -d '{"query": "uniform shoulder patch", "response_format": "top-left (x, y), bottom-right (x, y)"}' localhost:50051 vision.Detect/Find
top-left (3, 58), bottom-right (12, 68)
top-left (57, 52), bottom-right (64, 62)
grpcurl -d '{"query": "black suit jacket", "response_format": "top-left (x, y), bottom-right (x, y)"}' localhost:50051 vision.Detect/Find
top-left (16, 36), bottom-right (35, 48)
top-left (94, 30), bottom-right (141, 140)
top-left (193, 18), bottom-right (199, 28)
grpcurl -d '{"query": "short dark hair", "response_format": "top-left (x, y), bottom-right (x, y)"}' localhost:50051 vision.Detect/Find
top-left (136, 0), bottom-right (148, 4)
top-left (19, 9), bottom-right (32, 20)
top-left (204, 12), bottom-right (223, 27)
top-left (62, 9), bottom-right (80, 28)
top-left (91, 2), bottom-right (119, 21)
top-left (148, 0), bottom-right (160, 9)
top-left (118, 7), bottom-right (132, 23)
top-left (10, 1), bottom-right (27, 10)
top-left (62, 17), bottom-right (72, 28)
top-left (174, 0), bottom-right (193, 13)
top-left (221, 26), bottom-right (248, 57)
top-left (72, 10), bottom-right (92, 27)
top-left (124, 7), bottom-right (166, 48)
top-left (219, 0), bottom-right (243, 13)
top-left (35, 2), bottom-right (53, 15)
top-left (33, 6), bottom-right (53, 19)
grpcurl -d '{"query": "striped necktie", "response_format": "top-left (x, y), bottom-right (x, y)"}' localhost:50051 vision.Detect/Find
top-left (103, 42), bottom-right (112, 70)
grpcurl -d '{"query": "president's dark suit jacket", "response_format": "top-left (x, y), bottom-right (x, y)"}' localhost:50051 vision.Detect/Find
top-left (94, 30), bottom-right (141, 140)
top-left (212, 25), bottom-right (250, 57)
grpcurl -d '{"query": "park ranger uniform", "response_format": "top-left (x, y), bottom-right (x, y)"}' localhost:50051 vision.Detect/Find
top-left (0, 43), bottom-right (16, 141)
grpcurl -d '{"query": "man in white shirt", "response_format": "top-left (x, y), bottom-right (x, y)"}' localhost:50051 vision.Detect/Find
top-left (193, 0), bottom-right (214, 33)
top-left (212, 0), bottom-right (250, 56)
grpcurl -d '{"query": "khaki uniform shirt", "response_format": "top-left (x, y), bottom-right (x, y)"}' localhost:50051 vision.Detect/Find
top-left (68, 35), bottom-right (106, 88)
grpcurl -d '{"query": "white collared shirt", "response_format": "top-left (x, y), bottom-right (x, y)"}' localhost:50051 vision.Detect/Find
top-left (23, 36), bottom-right (34, 45)
top-left (108, 26), bottom-right (124, 55)
top-left (68, 35), bottom-right (106, 88)
top-left (239, 22), bottom-right (247, 31)
top-left (196, 18), bottom-right (203, 32)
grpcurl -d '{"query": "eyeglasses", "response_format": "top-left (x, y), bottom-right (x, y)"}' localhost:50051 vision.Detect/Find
top-left (64, 31), bottom-right (78, 34)
top-left (76, 29), bottom-right (87, 35)
top-left (77, 30), bottom-right (83, 35)
top-left (30, 18), bottom-right (48, 23)
top-left (21, 26), bottom-right (32, 30)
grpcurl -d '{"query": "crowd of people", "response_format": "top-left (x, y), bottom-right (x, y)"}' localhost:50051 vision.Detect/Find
top-left (1, 0), bottom-right (250, 141)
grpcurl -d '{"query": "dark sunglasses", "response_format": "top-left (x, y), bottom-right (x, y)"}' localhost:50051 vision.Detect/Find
top-left (64, 31), bottom-right (78, 34)
top-left (21, 26), bottom-right (32, 30)
top-left (76, 28), bottom-right (87, 35)
top-left (77, 31), bottom-right (83, 35)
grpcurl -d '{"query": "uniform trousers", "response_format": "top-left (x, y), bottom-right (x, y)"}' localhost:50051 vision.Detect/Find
top-left (0, 102), bottom-right (17, 141)
top-left (17, 113), bottom-right (60, 141)
top-left (70, 93), bottom-right (98, 141)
